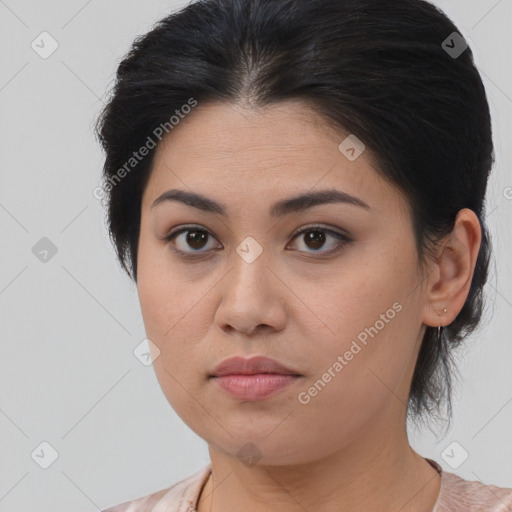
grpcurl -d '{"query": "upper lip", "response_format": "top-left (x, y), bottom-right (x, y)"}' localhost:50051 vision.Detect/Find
top-left (210, 355), bottom-right (301, 377)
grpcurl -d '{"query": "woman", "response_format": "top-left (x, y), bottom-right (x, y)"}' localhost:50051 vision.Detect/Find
top-left (95, 0), bottom-right (512, 510)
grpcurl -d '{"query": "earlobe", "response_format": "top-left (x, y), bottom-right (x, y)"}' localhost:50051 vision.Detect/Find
top-left (421, 208), bottom-right (482, 329)
top-left (436, 306), bottom-right (449, 341)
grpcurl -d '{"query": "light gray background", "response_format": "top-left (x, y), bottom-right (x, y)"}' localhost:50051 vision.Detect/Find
top-left (0, 0), bottom-right (511, 510)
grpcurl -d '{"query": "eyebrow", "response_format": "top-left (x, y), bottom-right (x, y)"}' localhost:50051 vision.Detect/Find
top-left (151, 188), bottom-right (371, 217)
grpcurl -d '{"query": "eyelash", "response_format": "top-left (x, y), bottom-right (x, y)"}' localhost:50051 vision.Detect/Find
top-left (159, 224), bottom-right (351, 260)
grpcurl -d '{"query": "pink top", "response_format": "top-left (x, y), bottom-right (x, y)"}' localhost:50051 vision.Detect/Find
top-left (102, 458), bottom-right (512, 512)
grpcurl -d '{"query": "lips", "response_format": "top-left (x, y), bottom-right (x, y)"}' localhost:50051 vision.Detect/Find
top-left (210, 355), bottom-right (301, 377)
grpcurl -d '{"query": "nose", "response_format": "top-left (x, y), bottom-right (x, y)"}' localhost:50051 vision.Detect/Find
top-left (214, 249), bottom-right (287, 337)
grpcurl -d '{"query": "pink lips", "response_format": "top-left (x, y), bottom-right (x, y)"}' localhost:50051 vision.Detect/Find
top-left (209, 355), bottom-right (302, 400)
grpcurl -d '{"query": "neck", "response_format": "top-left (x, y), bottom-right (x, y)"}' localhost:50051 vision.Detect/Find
top-left (196, 417), bottom-right (441, 512)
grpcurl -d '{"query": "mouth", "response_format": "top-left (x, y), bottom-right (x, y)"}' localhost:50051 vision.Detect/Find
top-left (210, 373), bottom-right (302, 400)
top-left (209, 355), bottom-right (303, 400)
top-left (210, 355), bottom-right (301, 378)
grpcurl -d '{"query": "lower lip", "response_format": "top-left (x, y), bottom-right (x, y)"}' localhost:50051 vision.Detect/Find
top-left (211, 374), bottom-right (301, 400)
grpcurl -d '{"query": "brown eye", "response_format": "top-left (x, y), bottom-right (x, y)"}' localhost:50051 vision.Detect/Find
top-left (161, 224), bottom-right (350, 259)
top-left (303, 230), bottom-right (327, 250)
top-left (289, 226), bottom-right (350, 255)
top-left (162, 225), bottom-right (221, 256)
top-left (184, 229), bottom-right (209, 250)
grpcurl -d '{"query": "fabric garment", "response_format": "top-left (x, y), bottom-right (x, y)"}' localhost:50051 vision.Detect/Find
top-left (102, 457), bottom-right (512, 512)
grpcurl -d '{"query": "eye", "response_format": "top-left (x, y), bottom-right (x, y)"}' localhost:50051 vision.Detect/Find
top-left (160, 225), bottom-right (221, 257)
top-left (160, 223), bottom-right (350, 259)
top-left (287, 225), bottom-right (350, 255)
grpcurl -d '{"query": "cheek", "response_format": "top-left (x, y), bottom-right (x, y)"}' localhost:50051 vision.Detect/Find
top-left (297, 253), bottom-right (420, 399)
top-left (298, 261), bottom-right (402, 343)
top-left (137, 239), bottom-right (209, 376)
top-left (137, 267), bottom-right (208, 425)
top-left (294, 311), bottom-right (413, 449)
top-left (137, 234), bottom-right (184, 338)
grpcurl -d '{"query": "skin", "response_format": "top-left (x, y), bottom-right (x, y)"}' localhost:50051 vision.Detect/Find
top-left (136, 100), bottom-right (481, 512)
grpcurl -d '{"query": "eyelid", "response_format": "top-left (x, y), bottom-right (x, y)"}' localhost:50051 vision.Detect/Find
top-left (159, 224), bottom-right (222, 247)
top-left (157, 223), bottom-right (209, 238)
top-left (289, 223), bottom-right (348, 240)
top-left (286, 224), bottom-right (350, 255)
top-left (162, 223), bottom-right (348, 240)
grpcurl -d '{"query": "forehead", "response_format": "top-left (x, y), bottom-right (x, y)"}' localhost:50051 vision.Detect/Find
top-left (142, 100), bottom-right (407, 218)
top-left (154, 100), bottom-right (351, 162)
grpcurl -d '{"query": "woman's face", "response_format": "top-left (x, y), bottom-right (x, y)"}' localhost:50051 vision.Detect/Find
top-left (137, 100), bottom-right (431, 465)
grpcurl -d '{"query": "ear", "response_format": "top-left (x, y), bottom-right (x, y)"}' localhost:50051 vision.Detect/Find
top-left (422, 208), bottom-right (482, 328)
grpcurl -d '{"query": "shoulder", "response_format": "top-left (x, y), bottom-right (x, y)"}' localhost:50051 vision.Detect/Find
top-left (101, 464), bottom-right (212, 512)
top-left (436, 469), bottom-right (512, 512)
